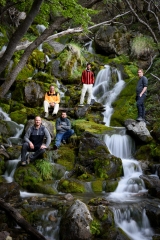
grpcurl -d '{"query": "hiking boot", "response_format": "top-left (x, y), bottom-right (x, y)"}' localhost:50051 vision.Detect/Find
top-left (136, 117), bottom-right (144, 121)
top-left (62, 139), bottom-right (66, 144)
top-left (78, 104), bottom-right (84, 107)
top-left (44, 112), bottom-right (48, 118)
top-left (53, 145), bottom-right (58, 150)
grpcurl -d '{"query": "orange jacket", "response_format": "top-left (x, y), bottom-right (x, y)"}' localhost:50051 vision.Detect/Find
top-left (44, 91), bottom-right (60, 104)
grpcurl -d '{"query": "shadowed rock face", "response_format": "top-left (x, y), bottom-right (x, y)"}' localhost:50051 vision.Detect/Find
top-left (60, 199), bottom-right (93, 240)
top-left (78, 131), bottom-right (123, 179)
top-left (124, 119), bottom-right (153, 142)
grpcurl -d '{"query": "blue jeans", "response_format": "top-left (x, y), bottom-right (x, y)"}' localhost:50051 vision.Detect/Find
top-left (136, 94), bottom-right (146, 119)
top-left (21, 142), bottom-right (45, 162)
top-left (55, 129), bottom-right (74, 147)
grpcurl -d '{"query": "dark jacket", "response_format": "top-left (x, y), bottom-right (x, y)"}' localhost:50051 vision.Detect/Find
top-left (136, 76), bottom-right (148, 96)
top-left (56, 117), bottom-right (71, 133)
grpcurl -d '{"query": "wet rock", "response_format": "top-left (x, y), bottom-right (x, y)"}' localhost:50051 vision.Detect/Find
top-left (124, 119), bottom-right (153, 142)
top-left (63, 193), bottom-right (74, 201)
top-left (0, 182), bottom-right (20, 202)
top-left (74, 104), bottom-right (90, 119)
top-left (78, 131), bottom-right (123, 179)
top-left (140, 174), bottom-right (160, 198)
top-left (60, 199), bottom-right (93, 240)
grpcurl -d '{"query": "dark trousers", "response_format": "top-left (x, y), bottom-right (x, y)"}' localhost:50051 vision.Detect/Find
top-left (136, 95), bottom-right (146, 119)
top-left (21, 142), bottom-right (45, 162)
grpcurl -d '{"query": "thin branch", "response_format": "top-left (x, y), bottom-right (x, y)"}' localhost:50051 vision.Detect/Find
top-left (145, 54), bottom-right (157, 73)
top-left (150, 73), bottom-right (160, 81)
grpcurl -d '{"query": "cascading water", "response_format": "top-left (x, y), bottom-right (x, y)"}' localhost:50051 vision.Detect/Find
top-left (93, 66), bottom-right (154, 239)
top-left (92, 65), bottom-right (125, 126)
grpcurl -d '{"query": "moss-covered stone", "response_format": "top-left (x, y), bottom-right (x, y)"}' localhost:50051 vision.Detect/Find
top-left (14, 164), bottom-right (43, 191)
top-left (72, 119), bottom-right (112, 135)
top-left (56, 145), bottom-right (75, 171)
top-left (105, 179), bottom-right (119, 192)
top-left (58, 178), bottom-right (86, 193)
top-left (91, 180), bottom-right (104, 192)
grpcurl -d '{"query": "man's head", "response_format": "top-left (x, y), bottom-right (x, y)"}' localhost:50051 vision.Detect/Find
top-left (138, 69), bottom-right (144, 78)
top-left (86, 63), bottom-right (91, 70)
top-left (61, 111), bottom-right (67, 119)
top-left (34, 116), bottom-right (42, 127)
top-left (49, 85), bottom-right (55, 93)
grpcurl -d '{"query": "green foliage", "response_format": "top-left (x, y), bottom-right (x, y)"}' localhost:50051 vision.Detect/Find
top-left (131, 35), bottom-right (156, 58)
top-left (35, 159), bottom-right (52, 181)
top-left (90, 219), bottom-right (101, 235)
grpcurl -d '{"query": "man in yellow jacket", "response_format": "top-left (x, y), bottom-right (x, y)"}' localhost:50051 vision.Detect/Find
top-left (44, 85), bottom-right (60, 118)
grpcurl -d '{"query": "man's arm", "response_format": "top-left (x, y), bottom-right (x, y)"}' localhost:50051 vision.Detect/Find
top-left (61, 119), bottom-right (71, 130)
top-left (56, 118), bottom-right (62, 131)
top-left (24, 127), bottom-right (34, 149)
top-left (42, 128), bottom-right (51, 148)
top-left (140, 87), bottom-right (147, 97)
top-left (140, 76), bottom-right (148, 97)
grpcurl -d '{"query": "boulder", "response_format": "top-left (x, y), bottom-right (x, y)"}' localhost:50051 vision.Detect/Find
top-left (60, 199), bottom-right (93, 240)
top-left (24, 81), bottom-right (44, 107)
top-left (124, 119), bottom-right (153, 142)
top-left (78, 132), bottom-right (123, 179)
top-left (140, 174), bottom-right (160, 198)
top-left (94, 25), bottom-right (131, 56)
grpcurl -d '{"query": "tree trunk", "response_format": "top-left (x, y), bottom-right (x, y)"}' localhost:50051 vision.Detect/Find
top-left (0, 0), bottom-right (44, 75)
top-left (0, 198), bottom-right (47, 240)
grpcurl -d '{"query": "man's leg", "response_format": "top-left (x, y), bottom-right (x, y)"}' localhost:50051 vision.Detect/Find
top-left (80, 84), bottom-right (87, 105)
top-left (136, 95), bottom-right (146, 119)
top-left (21, 142), bottom-right (30, 162)
top-left (87, 84), bottom-right (93, 104)
top-left (54, 133), bottom-right (64, 148)
top-left (52, 103), bottom-right (59, 115)
top-left (44, 100), bottom-right (50, 117)
top-left (29, 148), bottom-right (46, 162)
top-left (62, 129), bottom-right (74, 142)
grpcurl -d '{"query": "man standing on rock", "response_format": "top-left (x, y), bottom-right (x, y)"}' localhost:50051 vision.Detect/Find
top-left (53, 111), bottom-right (74, 150)
top-left (44, 85), bottom-right (60, 118)
top-left (21, 116), bottom-right (51, 166)
top-left (79, 63), bottom-right (95, 106)
top-left (136, 69), bottom-right (148, 121)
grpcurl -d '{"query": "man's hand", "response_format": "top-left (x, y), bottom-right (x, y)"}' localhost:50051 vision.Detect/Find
top-left (40, 145), bottom-right (47, 149)
top-left (50, 102), bottom-right (55, 107)
top-left (29, 142), bottom-right (34, 149)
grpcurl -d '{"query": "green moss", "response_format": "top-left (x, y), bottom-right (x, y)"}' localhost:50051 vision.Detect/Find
top-left (105, 180), bottom-right (118, 192)
top-left (34, 182), bottom-right (57, 195)
top-left (72, 119), bottom-right (112, 135)
top-left (56, 145), bottom-right (75, 171)
top-left (58, 178), bottom-right (86, 193)
top-left (14, 164), bottom-right (43, 191)
top-left (90, 219), bottom-right (101, 236)
top-left (0, 103), bottom-right (10, 113)
top-left (91, 180), bottom-right (103, 192)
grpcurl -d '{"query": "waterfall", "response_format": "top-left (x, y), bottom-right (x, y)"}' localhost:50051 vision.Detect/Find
top-left (92, 65), bottom-right (125, 126)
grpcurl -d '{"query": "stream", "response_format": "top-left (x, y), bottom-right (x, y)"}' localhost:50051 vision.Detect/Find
top-left (0, 65), bottom-right (155, 239)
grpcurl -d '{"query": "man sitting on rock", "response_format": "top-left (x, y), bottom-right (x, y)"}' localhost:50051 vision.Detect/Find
top-left (53, 111), bottom-right (74, 150)
top-left (44, 85), bottom-right (60, 118)
top-left (21, 116), bottom-right (51, 166)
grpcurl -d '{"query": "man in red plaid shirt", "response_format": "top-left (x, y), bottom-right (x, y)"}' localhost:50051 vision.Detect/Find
top-left (79, 63), bottom-right (95, 106)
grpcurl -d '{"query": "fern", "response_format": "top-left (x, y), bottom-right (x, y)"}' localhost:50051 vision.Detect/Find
top-left (35, 159), bottom-right (52, 181)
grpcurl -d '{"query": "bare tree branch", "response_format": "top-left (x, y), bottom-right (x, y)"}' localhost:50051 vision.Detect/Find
top-left (150, 73), bottom-right (160, 81)
top-left (124, 0), bottom-right (159, 44)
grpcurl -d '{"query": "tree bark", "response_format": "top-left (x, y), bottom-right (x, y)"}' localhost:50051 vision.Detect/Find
top-left (0, 0), bottom-right (44, 75)
top-left (0, 198), bottom-right (47, 240)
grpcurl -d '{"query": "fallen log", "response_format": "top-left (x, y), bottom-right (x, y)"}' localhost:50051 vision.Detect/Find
top-left (0, 198), bottom-right (47, 240)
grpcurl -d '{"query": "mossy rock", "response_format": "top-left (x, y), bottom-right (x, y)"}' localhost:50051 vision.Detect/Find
top-left (34, 181), bottom-right (58, 195)
top-left (91, 180), bottom-right (104, 192)
top-left (0, 103), bottom-right (10, 113)
top-left (56, 145), bottom-right (75, 171)
top-left (7, 145), bottom-right (21, 159)
top-left (14, 164), bottom-right (43, 192)
top-left (105, 179), bottom-right (119, 192)
top-left (58, 178), bottom-right (86, 193)
top-left (72, 119), bottom-right (112, 135)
